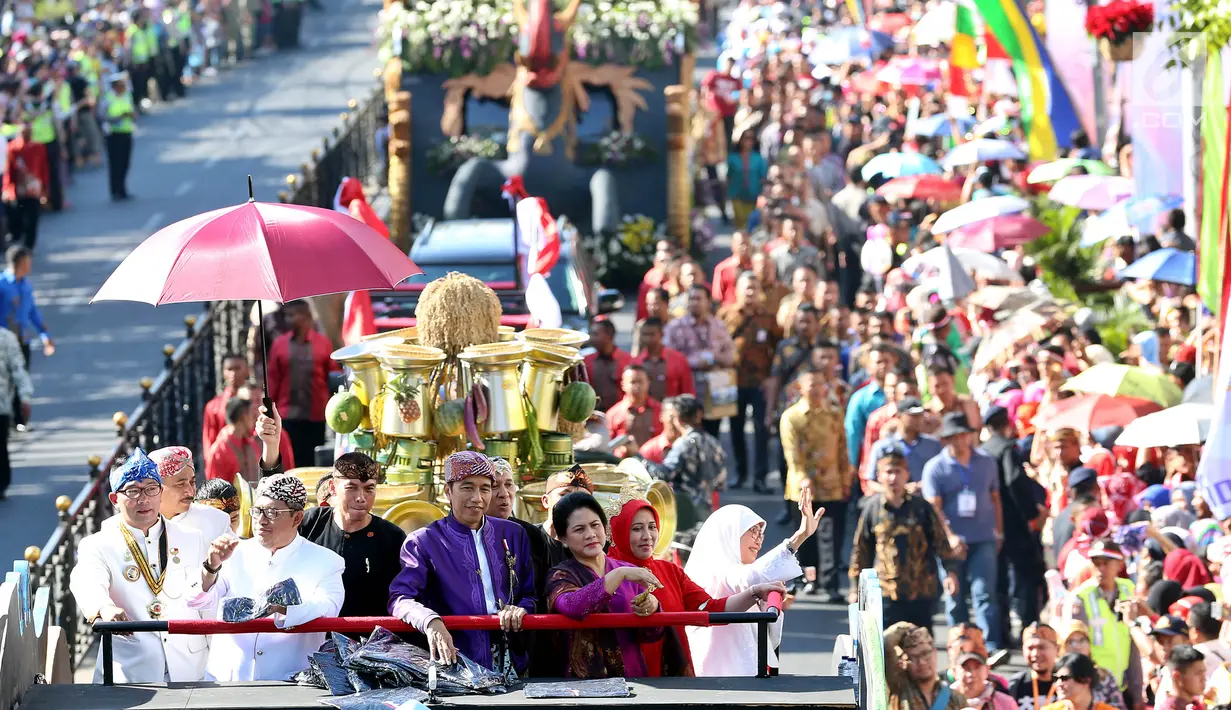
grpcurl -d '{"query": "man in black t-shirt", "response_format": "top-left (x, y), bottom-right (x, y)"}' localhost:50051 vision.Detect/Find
top-left (1005, 623), bottom-right (1060, 710)
top-left (298, 453), bottom-right (406, 617)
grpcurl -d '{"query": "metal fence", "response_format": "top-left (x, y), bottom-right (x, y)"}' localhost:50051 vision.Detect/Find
top-left (280, 83), bottom-right (388, 208)
top-left (19, 300), bottom-right (249, 670)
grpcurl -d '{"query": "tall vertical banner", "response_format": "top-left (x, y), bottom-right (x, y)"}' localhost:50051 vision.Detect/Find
top-left (1198, 55), bottom-right (1230, 317)
top-left (1196, 291), bottom-right (1231, 518)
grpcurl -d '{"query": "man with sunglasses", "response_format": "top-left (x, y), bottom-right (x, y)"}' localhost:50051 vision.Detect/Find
top-left (298, 453), bottom-right (406, 617)
top-left (69, 449), bottom-right (212, 682)
top-left (191, 473), bottom-right (344, 681)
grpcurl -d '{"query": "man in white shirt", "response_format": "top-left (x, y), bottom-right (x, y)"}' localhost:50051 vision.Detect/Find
top-left (190, 473), bottom-right (344, 681)
top-left (151, 446), bottom-right (232, 542)
top-left (69, 448), bottom-right (211, 682)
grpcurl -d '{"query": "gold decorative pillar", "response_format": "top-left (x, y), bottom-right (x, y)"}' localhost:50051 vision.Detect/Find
top-left (664, 85), bottom-right (691, 249)
top-left (679, 52), bottom-right (695, 92)
top-left (388, 90), bottom-right (413, 253)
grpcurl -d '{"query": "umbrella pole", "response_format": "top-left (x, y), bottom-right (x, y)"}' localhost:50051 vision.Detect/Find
top-left (258, 300), bottom-right (274, 417)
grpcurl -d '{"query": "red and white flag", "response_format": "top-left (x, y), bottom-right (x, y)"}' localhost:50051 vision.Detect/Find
top-left (334, 177), bottom-right (383, 343)
top-left (514, 193), bottom-right (563, 328)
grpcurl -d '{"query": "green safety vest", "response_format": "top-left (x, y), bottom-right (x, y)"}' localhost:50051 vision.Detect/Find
top-left (57, 83), bottom-right (72, 115)
top-left (1076, 578), bottom-right (1136, 690)
top-left (126, 24), bottom-right (149, 64)
top-left (0, 124), bottom-right (19, 139)
top-left (31, 111), bottom-right (54, 144)
top-left (104, 92), bottom-right (134, 134)
top-left (177, 13), bottom-right (192, 39)
top-left (145, 26), bottom-right (160, 55)
top-left (162, 11), bottom-right (178, 47)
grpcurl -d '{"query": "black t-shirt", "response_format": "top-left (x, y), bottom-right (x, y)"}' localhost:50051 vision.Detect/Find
top-left (298, 507), bottom-right (407, 618)
top-left (1006, 671), bottom-right (1055, 710)
top-left (68, 75), bottom-right (89, 105)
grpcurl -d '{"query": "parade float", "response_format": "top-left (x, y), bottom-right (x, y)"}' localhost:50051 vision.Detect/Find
top-left (301, 272), bottom-right (677, 554)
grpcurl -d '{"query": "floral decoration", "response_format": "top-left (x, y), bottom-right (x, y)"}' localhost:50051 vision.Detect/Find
top-left (377, 0), bottom-right (698, 77)
top-left (577, 131), bottom-right (657, 166)
top-left (1085, 0), bottom-right (1154, 44)
top-left (426, 135), bottom-right (508, 174)
top-left (580, 213), bottom-right (664, 290)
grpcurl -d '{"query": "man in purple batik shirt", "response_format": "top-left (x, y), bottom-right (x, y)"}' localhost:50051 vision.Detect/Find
top-left (388, 451), bottom-right (537, 675)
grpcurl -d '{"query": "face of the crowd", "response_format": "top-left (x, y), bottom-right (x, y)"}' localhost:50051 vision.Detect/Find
top-left (160, 466), bottom-right (196, 518)
top-left (447, 476), bottom-right (493, 528)
top-left (488, 469), bottom-right (517, 519)
top-left (1025, 638), bottom-right (1057, 675)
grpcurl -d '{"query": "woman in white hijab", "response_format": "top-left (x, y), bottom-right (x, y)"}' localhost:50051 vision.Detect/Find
top-left (684, 488), bottom-right (824, 676)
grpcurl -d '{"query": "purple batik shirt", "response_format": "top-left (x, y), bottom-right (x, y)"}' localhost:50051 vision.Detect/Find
top-left (388, 514), bottom-right (537, 672)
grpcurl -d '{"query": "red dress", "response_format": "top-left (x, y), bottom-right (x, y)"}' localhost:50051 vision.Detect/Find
top-left (608, 500), bottom-right (730, 676)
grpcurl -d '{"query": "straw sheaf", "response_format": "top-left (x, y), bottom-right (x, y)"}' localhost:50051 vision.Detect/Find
top-left (413, 272), bottom-right (502, 357)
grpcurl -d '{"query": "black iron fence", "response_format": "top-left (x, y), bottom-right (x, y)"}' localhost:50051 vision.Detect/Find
top-left (280, 84), bottom-right (388, 209)
top-left (19, 300), bottom-right (249, 670)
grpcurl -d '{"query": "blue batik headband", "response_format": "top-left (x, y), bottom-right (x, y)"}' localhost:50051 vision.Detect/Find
top-left (110, 448), bottom-right (163, 492)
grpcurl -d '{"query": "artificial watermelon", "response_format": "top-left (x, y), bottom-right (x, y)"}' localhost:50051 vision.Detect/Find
top-left (326, 389), bottom-right (365, 434)
top-left (559, 382), bottom-right (597, 423)
top-left (436, 399), bottom-right (466, 437)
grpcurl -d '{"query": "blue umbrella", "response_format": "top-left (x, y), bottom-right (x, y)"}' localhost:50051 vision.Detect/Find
top-left (861, 152), bottom-right (943, 181)
top-left (1118, 247), bottom-right (1196, 286)
top-left (1119, 194), bottom-right (1184, 232)
top-left (910, 114), bottom-right (976, 138)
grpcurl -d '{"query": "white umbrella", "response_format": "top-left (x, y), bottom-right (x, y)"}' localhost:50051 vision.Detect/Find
top-left (1115, 403), bottom-right (1215, 448)
top-left (941, 138), bottom-right (1028, 168)
top-left (902, 246), bottom-right (1018, 282)
top-left (1049, 175), bottom-right (1135, 211)
top-left (911, 2), bottom-right (956, 46)
top-left (930, 195), bottom-right (1031, 234)
top-left (937, 243), bottom-right (978, 301)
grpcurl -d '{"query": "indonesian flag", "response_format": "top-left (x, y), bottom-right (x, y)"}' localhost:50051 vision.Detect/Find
top-left (515, 194), bottom-right (563, 329)
top-left (334, 178), bottom-right (382, 344)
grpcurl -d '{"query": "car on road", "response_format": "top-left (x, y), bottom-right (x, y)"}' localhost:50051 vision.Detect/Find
top-left (372, 218), bottom-right (624, 333)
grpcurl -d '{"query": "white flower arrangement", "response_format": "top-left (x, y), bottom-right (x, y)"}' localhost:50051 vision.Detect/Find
top-left (377, 0), bottom-right (698, 76)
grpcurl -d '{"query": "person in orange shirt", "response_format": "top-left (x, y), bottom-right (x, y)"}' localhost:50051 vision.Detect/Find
top-left (606, 365), bottom-right (663, 457)
top-left (205, 397), bottom-right (286, 483)
top-left (710, 231), bottom-right (750, 308)
top-left (202, 353), bottom-right (251, 452)
top-left (638, 398), bottom-right (680, 465)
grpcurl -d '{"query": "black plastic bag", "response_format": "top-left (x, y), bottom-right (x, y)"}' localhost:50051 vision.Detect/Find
top-left (222, 578), bottom-right (303, 623)
top-left (316, 687), bottom-right (429, 710)
top-left (345, 627), bottom-right (510, 695)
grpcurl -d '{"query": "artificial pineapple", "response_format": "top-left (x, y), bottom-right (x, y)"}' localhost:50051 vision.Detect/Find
top-left (386, 375), bottom-right (422, 424)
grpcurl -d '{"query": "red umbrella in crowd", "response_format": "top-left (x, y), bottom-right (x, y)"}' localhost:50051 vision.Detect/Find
top-left (1030, 393), bottom-right (1162, 435)
top-left (945, 214), bottom-right (1050, 252)
top-left (876, 174), bottom-right (963, 202)
top-left (93, 176), bottom-right (422, 406)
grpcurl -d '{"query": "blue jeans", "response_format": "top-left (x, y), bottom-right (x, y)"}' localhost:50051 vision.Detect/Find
top-left (944, 539), bottom-right (1001, 650)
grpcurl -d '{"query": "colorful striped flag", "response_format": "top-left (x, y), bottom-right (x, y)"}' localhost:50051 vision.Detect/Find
top-left (1198, 57), bottom-right (1230, 318)
top-left (951, 0), bottom-right (979, 70)
top-left (972, 0), bottom-right (1081, 160)
top-left (844, 0), bottom-right (867, 27)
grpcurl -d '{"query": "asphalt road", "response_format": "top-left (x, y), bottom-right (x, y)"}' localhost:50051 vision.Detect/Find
top-left (0, 0), bottom-right (386, 567)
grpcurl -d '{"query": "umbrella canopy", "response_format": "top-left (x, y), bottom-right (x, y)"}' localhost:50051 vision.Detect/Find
top-left (876, 58), bottom-right (943, 87)
top-left (93, 200), bottom-right (421, 304)
top-left (967, 285), bottom-right (1047, 313)
top-left (972, 308), bottom-right (1059, 371)
top-left (1115, 403), bottom-right (1215, 448)
top-left (971, 115), bottom-right (1013, 138)
top-left (941, 138), bottom-right (1027, 168)
top-left (1027, 159), bottom-right (1116, 184)
top-left (946, 214), bottom-right (1050, 252)
top-left (908, 114), bottom-right (976, 139)
top-left (902, 246), bottom-right (1018, 281)
top-left (931, 195), bottom-right (1031, 234)
top-left (861, 151), bottom-right (943, 181)
top-left (1117, 247), bottom-right (1196, 286)
top-left (1061, 363), bottom-right (1184, 407)
top-left (911, 2), bottom-right (956, 45)
top-left (869, 12), bottom-right (912, 36)
top-left (813, 27), bottom-right (894, 64)
top-left (1031, 394), bottom-right (1162, 434)
top-left (876, 174), bottom-right (963, 202)
top-left (1184, 375), bottom-right (1213, 404)
top-left (1048, 175), bottom-right (1135, 211)
top-left (936, 243), bottom-right (978, 302)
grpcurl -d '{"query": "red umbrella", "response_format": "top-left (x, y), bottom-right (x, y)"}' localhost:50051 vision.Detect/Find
top-left (93, 177), bottom-right (422, 404)
top-left (876, 174), bottom-right (962, 202)
top-left (946, 214), bottom-right (1050, 252)
top-left (1031, 394), bottom-right (1161, 434)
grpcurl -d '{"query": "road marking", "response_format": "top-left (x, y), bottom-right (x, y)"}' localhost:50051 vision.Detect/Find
top-left (175, 181), bottom-right (195, 197)
top-left (141, 211), bottom-right (166, 233)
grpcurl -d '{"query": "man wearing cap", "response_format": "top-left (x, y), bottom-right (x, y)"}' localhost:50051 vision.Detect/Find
top-left (1065, 539), bottom-right (1143, 705)
top-left (922, 411), bottom-right (1005, 651)
top-left (150, 446), bottom-right (232, 543)
top-left (389, 451), bottom-right (537, 675)
top-left (191, 473), bottom-right (345, 681)
top-left (298, 453), bottom-right (406, 617)
top-left (1006, 624), bottom-right (1062, 710)
top-left (951, 638), bottom-right (1018, 710)
top-left (69, 449), bottom-right (211, 682)
top-left (863, 395), bottom-right (943, 491)
top-left (98, 71), bottom-right (135, 201)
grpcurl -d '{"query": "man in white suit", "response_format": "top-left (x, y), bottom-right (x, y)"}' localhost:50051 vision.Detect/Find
top-left (190, 473), bottom-right (345, 681)
top-left (69, 448), bottom-right (212, 682)
top-left (150, 446), bottom-right (233, 542)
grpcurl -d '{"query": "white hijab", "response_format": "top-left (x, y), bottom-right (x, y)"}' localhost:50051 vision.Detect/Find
top-left (684, 505), bottom-right (803, 677)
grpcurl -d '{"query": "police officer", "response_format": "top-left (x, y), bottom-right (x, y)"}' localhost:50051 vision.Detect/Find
top-left (28, 85), bottom-right (62, 213)
top-left (1065, 539), bottom-right (1144, 707)
top-left (125, 12), bottom-right (154, 111)
top-left (99, 72), bottom-right (135, 202)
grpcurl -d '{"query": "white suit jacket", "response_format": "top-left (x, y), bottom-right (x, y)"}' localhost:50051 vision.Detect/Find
top-left (69, 516), bottom-right (211, 683)
top-left (170, 504), bottom-right (232, 543)
top-left (191, 535), bottom-right (344, 681)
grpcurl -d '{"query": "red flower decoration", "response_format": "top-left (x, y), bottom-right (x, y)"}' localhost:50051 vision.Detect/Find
top-left (1085, 0), bottom-right (1154, 43)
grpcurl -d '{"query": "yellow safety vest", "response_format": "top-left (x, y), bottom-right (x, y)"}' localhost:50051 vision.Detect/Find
top-left (1076, 578), bottom-right (1136, 690)
top-left (57, 83), bottom-right (73, 116)
top-left (145, 26), bottom-right (160, 56)
top-left (0, 124), bottom-right (19, 139)
top-left (104, 92), bottom-right (134, 134)
top-left (31, 111), bottom-right (54, 144)
top-left (126, 25), bottom-right (149, 64)
top-left (177, 13), bottom-right (192, 40)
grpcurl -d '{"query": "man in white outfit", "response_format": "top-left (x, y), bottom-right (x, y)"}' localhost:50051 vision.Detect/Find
top-left (69, 448), bottom-right (211, 682)
top-left (190, 473), bottom-right (344, 681)
top-left (151, 446), bottom-right (232, 542)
